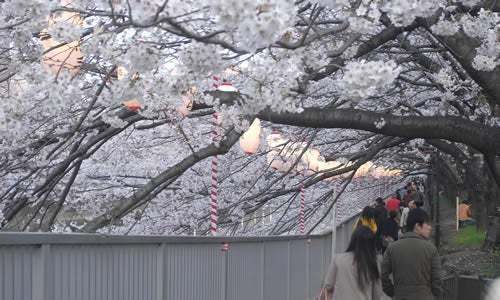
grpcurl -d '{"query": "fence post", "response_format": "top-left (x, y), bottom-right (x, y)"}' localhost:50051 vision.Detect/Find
top-left (260, 242), bottom-right (265, 300)
top-left (331, 201), bottom-right (337, 257)
top-left (156, 243), bottom-right (165, 300)
top-left (32, 244), bottom-right (51, 300)
top-left (286, 240), bottom-right (291, 300)
top-left (306, 239), bottom-right (310, 298)
top-left (223, 245), bottom-right (229, 300)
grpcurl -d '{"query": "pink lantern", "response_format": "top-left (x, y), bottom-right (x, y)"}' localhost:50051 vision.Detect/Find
top-left (123, 99), bottom-right (141, 112)
top-left (217, 82), bottom-right (238, 92)
top-left (42, 1), bottom-right (83, 75)
top-left (177, 94), bottom-right (194, 117)
top-left (239, 118), bottom-right (261, 155)
top-left (270, 159), bottom-right (282, 170)
top-left (304, 149), bottom-right (321, 172)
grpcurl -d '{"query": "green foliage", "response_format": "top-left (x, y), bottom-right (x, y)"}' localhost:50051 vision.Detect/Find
top-left (452, 226), bottom-right (486, 248)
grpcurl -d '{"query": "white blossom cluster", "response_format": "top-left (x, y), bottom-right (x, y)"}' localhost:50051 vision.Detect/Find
top-left (433, 68), bottom-right (458, 91)
top-left (119, 43), bottom-right (160, 74)
top-left (11, 30), bottom-right (43, 62)
top-left (313, 0), bottom-right (351, 8)
top-left (430, 9), bottom-right (500, 71)
top-left (337, 60), bottom-right (401, 101)
top-left (382, 0), bottom-right (440, 27)
top-left (47, 21), bottom-right (83, 42)
top-left (348, 1), bottom-right (381, 34)
top-left (348, 17), bottom-right (378, 34)
top-left (295, 44), bottom-right (330, 71)
top-left (472, 30), bottom-right (500, 71)
top-left (430, 18), bottom-right (460, 36)
top-left (210, 0), bottom-right (297, 51)
top-left (0, 64), bottom-right (82, 142)
top-left (472, 55), bottom-right (498, 71)
top-left (179, 42), bottom-right (226, 80)
top-left (460, 10), bottom-right (499, 39)
top-left (236, 51), bottom-right (304, 114)
top-left (0, 0), bottom-right (57, 31)
top-left (460, 0), bottom-right (481, 7)
top-left (98, 0), bottom-right (167, 24)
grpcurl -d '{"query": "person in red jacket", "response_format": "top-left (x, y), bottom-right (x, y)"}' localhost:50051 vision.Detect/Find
top-left (386, 192), bottom-right (401, 213)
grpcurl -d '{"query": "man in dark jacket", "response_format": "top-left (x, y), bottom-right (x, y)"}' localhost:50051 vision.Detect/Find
top-left (374, 197), bottom-right (388, 252)
top-left (381, 208), bottom-right (442, 300)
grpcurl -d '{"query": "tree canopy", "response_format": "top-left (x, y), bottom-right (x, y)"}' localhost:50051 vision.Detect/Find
top-left (0, 0), bottom-right (499, 235)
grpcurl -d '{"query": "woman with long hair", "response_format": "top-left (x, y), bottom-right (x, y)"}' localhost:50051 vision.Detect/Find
top-left (323, 225), bottom-right (384, 300)
top-left (355, 206), bottom-right (378, 234)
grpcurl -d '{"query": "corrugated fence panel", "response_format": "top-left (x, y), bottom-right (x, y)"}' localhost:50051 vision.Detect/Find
top-left (337, 223), bottom-right (347, 253)
top-left (227, 242), bottom-right (263, 300)
top-left (289, 239), bottom-right (308, 300)
top-left (263, 241), bottom-right (290, 300)
top-left (335, 216), bottom-right (358, 253)
top-left (0, 246), bottom-right (34, 300)
top-left (50, 244), bottom-right (158, 300)
top-left (323, 234), bottom-right (332, 263)
top-left (0, 231), bottom-right (346, 300)
top-left (308, 238), bottom-right (326, 298)
top-left (163, 243), bottom-right (225, 300)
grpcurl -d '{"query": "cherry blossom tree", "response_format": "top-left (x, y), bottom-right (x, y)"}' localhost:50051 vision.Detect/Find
top-left (0, 0), bottom-right (499, 235)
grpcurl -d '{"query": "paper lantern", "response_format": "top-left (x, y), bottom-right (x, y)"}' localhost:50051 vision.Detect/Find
top-left (304, 149), bottom-right (321, 172)
top-left (116, 66), bottom-right (129, 80)
top-left (239, 118), bottom-right (261, 155)
top-left (41, 1), bottom-right (83, 74)
top-left (217, 83), bottom-right (238, 92)
top-left (270, 158), bottom-right (282, 170)
top-left (123, 99), bottom-right (141, 112)
top-left (177, 94), bottom-right (194, 117)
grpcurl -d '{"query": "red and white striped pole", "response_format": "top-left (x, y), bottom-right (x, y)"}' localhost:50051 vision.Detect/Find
top-left (210, 76), bottom-right (221, 236)
top-left (209, 76), bottom-right (237, 236)
top-left (210, 112), bottom-right (219, 236)
top-left (299, 175), bottom-right (305, 234)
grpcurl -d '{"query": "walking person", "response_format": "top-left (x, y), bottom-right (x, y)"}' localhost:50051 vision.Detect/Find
top-left (374, 197), bottom-right (388, 226)
top-left (399, 201), bottom-right (414, 235)
top-left (386, 192), bottom-right (401, 213)
top-left (381, 210), bottom-right (399, 252)
top-left (381, 208), bottom-right (442, 300)
top-left (355, 206), bottom-right (378, 234)
top-left (458, 200), bottom-right (475, 228)
top-left (374, 197), bottom-right (388, 252)
top-left (323, 226), bottom-right (384, 300)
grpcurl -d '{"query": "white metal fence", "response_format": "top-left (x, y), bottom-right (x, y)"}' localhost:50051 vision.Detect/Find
top-left (0, 215), bottom-right (360, 300)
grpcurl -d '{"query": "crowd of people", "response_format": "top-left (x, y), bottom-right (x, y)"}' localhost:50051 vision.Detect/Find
top-left (321, 181), bottom-right (442, 300)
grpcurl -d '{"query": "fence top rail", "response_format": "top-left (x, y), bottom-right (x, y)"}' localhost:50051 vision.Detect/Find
top-left (0, 232), bottom-right (330, 246)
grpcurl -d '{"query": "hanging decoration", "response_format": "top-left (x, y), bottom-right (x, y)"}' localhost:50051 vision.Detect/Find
top-left (123, 99), bottom-right (141, 112)
top-left (299, 173), bottom-right (306, 234)
top-left (210, 111), bottom-right (220, 236)
top-left (209, 77), bottom-right (236, 236)
top-left (239, 118), bottom-right (261, 155)
top-left (177, 88), bottom-right (195, 117)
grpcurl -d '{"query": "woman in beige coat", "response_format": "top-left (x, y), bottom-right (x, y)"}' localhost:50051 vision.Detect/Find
top-left (323, 225), bottom-right (384, 300)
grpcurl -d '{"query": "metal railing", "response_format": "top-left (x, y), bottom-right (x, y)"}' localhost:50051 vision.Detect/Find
top-left (439, 275), bottom-right (493, 300)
